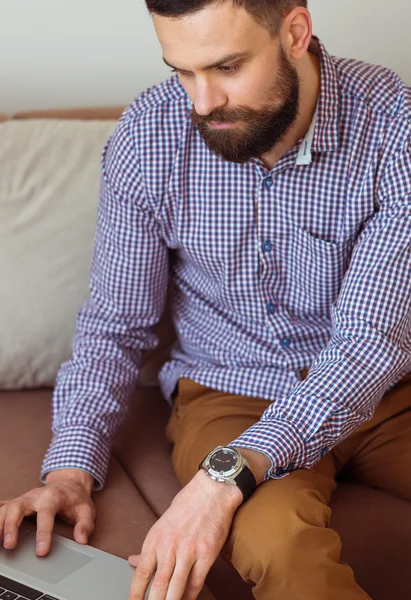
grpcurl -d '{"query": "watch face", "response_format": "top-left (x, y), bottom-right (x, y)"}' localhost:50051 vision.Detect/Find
top-left (209, 449), bottom-right (238, 474)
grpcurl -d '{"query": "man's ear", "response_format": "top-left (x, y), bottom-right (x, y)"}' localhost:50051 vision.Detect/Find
top-left (281, 7), bottom-right (312, 61)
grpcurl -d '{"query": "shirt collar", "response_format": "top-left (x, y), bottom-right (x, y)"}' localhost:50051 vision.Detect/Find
top-left (310, 36), bottom-right (340, 153)
top-left (250, 37), bottom-right (340, 173)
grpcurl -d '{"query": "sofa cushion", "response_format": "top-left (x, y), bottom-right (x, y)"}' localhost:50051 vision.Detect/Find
top-left (0, 118), bottom-right (117, 389)
top-left (0, 113), bottom-right (175, 390)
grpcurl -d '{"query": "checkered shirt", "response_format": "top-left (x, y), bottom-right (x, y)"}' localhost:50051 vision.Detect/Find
top-left (41, 37), bottom-right (411, 489)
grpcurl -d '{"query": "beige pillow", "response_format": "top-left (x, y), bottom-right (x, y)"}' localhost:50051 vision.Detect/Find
top-left (0, 118), bottom-right (174, 390)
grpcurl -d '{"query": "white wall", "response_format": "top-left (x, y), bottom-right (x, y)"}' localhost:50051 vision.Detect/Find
top-left (309, 0), bottom-right (411, 83)
top-left (1, 0), bottom-right (410, 114)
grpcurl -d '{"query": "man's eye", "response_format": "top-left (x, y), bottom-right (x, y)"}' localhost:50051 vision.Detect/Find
top-left (171, 64), bottom-right (240, 76)
top-left (171, 69), bottom-right (192, 77)
top-left (217, 64), bottom-right (239, 74)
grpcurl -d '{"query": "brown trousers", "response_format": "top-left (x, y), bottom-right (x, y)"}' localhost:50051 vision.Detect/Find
top-left (165, 371), bottom-right (411, 600)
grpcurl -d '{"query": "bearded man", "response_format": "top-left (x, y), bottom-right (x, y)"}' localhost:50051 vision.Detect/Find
top-left (2, 2), bottom-right (410, 599)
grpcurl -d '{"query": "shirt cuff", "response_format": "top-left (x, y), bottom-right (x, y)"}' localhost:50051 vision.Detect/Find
top-left (40, 426), bottom-right (111, 491)
top-left (227, 419), bottom-right (306, 481)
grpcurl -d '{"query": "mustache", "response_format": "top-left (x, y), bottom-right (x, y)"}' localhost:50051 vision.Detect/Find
top-left (190, 105), bottom-right (258, 125)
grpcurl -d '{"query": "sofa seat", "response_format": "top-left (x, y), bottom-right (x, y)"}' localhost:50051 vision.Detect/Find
top-left (1, 387), bottom-right (411, 600)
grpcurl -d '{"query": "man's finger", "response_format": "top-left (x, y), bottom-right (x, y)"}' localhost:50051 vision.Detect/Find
top-left (0, 504), bottom-right (7, 540)
top-left (73, 503), bottom-right (95, 544)
top-left (3, 502), bottom-right (25, 549)
top-left (163, 556), bottom-right (194, 600)
top-left (146, 552), bottom-right (175, 600)
top-left (73, 518), bottom-right (95, 545)
top-left (129, 551), bottom-right (157, 600)
top-left (35, 509), bottom-right (56, 556)
top-left (181, 558), bottom-right (211, 600)
top-left (128, 554), bottom-right (141, 567)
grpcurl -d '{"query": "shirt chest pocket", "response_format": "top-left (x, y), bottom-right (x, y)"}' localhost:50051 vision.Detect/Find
top-left (284, 226), bottom-right (356, 317)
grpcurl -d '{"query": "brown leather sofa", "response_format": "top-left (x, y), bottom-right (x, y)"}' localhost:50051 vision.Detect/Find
top-left (1, 107), bottom-right (411, 600)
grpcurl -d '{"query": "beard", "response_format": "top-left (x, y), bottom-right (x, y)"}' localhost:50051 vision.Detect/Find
top-left (190, 45), bottom-right (301, 164)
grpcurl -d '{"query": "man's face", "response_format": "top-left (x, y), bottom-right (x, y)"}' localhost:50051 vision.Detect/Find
top-left (153, 3), bottom-right (301, 163)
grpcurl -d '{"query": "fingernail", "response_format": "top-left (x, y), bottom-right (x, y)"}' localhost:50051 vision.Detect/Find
top-left (37, 542), bottom-right (46, 552)
top-left (4, 534), bottom-right (12, 544)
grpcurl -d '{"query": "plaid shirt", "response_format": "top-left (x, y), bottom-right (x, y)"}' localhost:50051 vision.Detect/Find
top-left (41, 37), bottom-right (411, 489)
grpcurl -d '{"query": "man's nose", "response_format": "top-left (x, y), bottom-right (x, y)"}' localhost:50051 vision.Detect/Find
top-left (193, 80), bottom-right (227, 117)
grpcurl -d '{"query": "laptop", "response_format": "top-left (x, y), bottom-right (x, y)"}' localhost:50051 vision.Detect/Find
top-left (0, 522), bottom-right (153, 600)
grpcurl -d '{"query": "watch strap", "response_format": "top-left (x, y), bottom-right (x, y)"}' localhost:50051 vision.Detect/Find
top-left (234, 464), bottom-right (257, 503)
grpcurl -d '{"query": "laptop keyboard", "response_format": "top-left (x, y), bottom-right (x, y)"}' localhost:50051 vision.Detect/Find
top-left (0, 575), bottom-right (58, 600)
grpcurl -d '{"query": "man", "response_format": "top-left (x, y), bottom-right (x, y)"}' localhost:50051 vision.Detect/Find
top-left (1, 1), bottom-right (410, 599)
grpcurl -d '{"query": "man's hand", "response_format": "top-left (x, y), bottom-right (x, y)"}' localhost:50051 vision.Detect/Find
top-left (0, 468), bottom-right (95, 556)
top-left (128, 469), bottom-right (243, 600)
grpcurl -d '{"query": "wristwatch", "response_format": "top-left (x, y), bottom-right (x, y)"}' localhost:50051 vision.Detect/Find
top-left (199, 446), bottom-right (257, 503)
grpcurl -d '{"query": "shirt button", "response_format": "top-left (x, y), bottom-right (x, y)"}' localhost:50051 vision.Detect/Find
top-left (263, 177), bottom-right (273, 190)
top-left (267, 303), bottom-right (276, 315)
top-left (286, 463), bottom-right (296, 473)
top-left (262, 240), bottom-right (272, 252)
top-left (280, 338), bottom-right (291, 349)
top-left (275, 466), bottom-right (285, 476)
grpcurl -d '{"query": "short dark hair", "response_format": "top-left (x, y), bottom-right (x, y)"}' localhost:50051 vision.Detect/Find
top-left (145, 0), bottom-right (308, 37)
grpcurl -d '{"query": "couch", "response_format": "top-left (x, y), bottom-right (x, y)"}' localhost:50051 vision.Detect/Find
top-left (0, 106), bottom-right (410, 600)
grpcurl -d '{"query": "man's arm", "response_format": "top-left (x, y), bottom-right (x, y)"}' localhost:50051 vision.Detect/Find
top-left (229, 129), bottom-right (411, 481)
top-left (2, 112), bottom-right (172, 557)
top-left (41, 112), bottom-right (170, 490)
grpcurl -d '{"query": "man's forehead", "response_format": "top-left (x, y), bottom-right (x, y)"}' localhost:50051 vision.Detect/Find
top-left (154, 5), bottom-right (271, 74)
top-left (152, 2), bottom-right (266, 51)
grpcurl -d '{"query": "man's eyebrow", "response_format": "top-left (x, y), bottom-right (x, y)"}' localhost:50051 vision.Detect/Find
top-left (162, 51), bottom-right (250, 72)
